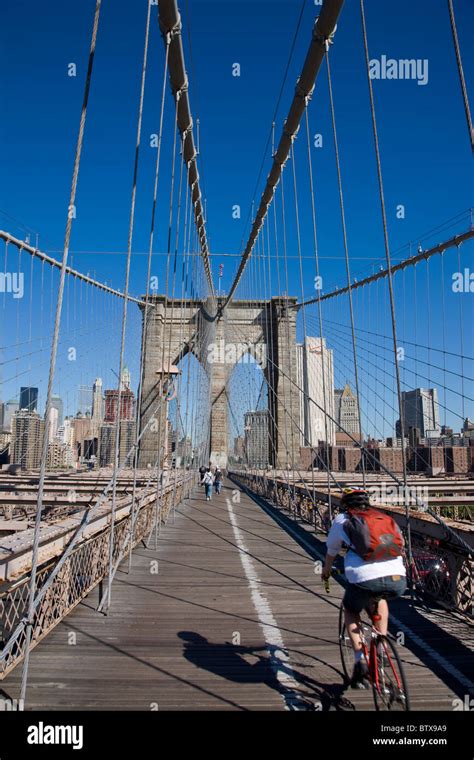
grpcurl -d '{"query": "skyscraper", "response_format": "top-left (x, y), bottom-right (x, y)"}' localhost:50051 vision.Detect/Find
top-left (57, 418), bottom-right (75, 447)
top-left (400, 388), bottom-right (440, 438)
top-left (92, 377), bottom-right (103, 421)
top-left (334, 383), bottom-right (360, 436)
top-left (19, 386), bottom-right (38, 413)
top-left (47, 441), bottom-right (74, 470)
top-left (296, 337), bottom-right (335, 446)
top-left (120, 366), bottom-right (131, 391)
top-left (4, 399), bottom-right (19, 431)
top-left (99, 420), bottom-right (136, 467)
top-left (11, 410), bottom-right (45, 470)
top-left (51, 395), bottom-right (64, 426)
top-left (48, 406), bottom-right (59, 442)
top-left (104, 388), bottom-right (135, 423)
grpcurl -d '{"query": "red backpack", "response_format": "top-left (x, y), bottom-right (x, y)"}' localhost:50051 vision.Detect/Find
top-left (343, 507), bottom-right (404, 562)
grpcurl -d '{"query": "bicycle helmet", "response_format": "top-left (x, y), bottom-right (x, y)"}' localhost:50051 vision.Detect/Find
top-left (339, 487), bottom-right (371, 511)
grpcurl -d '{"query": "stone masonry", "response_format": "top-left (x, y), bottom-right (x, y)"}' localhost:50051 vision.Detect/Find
top-left (137, 296), bottom-right (301, 469)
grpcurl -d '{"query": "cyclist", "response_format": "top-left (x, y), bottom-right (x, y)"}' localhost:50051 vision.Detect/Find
top-left (321, 488), bottom-right (407, 688)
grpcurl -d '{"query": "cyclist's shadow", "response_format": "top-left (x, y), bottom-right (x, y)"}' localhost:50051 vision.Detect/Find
top-left (178, 631), bottom-right (355, 711)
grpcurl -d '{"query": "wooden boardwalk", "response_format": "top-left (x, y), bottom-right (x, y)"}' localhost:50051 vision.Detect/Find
top-left (3, 479), bottom-right (473, 711)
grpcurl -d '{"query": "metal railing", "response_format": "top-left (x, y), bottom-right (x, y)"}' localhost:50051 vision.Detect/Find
top-left (230, 471), bottom-right (473, 619)
top-left (0, 473), bottom-right (194, 678)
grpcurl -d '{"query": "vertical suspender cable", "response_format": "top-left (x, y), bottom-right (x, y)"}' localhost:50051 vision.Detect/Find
top-left (153, 91), bottom-right (180, 543)
top-left (440, 253), bottom-right (447, 431)
top-left (128, 31), bottom-right (170, 572)
top-left (304, 108), bottom-right (333, 519)
top-left (279, 171), bottom-right (296, 499)
top-left (456, 246), bottom-right (466, 421)
top-left (359, 0), bottom-right (413, 584)
top-left (20, 0), bottom-right (102, 706)
top-left (106, 0), bottom-right (152, 612)
top-left (325, 43), bottom-right (366, 485)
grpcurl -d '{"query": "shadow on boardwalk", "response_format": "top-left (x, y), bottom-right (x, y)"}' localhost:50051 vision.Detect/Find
top-left (178, 631), bottom-right (356, 711)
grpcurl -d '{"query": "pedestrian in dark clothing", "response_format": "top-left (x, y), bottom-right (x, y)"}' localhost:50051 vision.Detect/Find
top-left (214, 468), bottom-right (223, 495)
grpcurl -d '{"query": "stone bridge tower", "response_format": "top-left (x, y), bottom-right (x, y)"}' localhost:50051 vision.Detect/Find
top-left (137, 295), bottom-right (300, 470)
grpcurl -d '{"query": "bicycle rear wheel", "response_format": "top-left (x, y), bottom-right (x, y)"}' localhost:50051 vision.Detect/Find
top-left (338, 603), bottom-right (372, 684)
top-left (372, 635), bottom-right (410, 711)
top-left (338, 603), bottom-right (353, 683)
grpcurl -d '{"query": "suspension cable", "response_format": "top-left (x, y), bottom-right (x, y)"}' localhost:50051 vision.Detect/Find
top-left (325, 41), bottom-right (366, 485)
top-left (447, 0), bottom-right (474, 149)
top-left (105, 0), bottom-right (152, 613)
top-left (359, 0), bottom-right (413, 583)
top-left (222, 0), bottom-right (344, 309)
top-left (304, 106), bottom-right (333, 518)
top-left (19, 0), bottom-right (103, 707)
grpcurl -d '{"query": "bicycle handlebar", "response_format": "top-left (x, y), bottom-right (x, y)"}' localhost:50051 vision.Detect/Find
top-left (323, 567), bottom-right (343, 594)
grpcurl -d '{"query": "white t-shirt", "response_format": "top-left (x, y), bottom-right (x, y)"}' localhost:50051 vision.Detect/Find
top-left (326, 512), bottom-right (406, 584)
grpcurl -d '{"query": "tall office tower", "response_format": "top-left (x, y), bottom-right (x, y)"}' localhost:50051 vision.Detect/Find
top-left (104, 388), bottom-right (135, 423)
top-left (11, 410), bottom-right (45, 470)
top-left (57, 418), bottom-right (75, 446)
top-left (19, 386), bottom-right (38, 413)
top-left (51, 395), bottom-right (64, 426)
top-left (73, 414), bottom-right (98, 461)
top-left (296, 337), bottom-right (335, 446)
top-left (47, 441), bottom-right (74, 470)
top-left (400, 388), bottom-right (440, 439)
top-left (0, 400), bottom-right (4, 431)
top-left (334, 383), bottom-right (360, 436)
top-left (98, 420), bottom-right (136, 467)
top-left (77, 385), bottom-right (93, 416)
top-left (48, 406), bottom-right (59, 442)
top-left (244, 410), bottom-right (269, 469)
top-left (92, 377), bottom-right (104, 421)
top-left (4, 399), bottom-right (19, 431)
top-left (120, 366), bottom-right (131, 391)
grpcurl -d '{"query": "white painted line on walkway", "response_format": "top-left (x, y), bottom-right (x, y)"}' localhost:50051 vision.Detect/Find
top-left (225, 496), bottom-right (305, 710)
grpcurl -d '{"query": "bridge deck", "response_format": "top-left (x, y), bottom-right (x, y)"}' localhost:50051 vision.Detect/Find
top-left (3, 480), bottom-right (473, 710)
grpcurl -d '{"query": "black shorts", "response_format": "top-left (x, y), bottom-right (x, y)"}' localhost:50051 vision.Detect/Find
top-left (343, 575), bottom-right (407, 614)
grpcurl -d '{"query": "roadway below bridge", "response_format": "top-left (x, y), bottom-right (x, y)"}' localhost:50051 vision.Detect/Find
top-left (3, 479), bottom-right (473, 710)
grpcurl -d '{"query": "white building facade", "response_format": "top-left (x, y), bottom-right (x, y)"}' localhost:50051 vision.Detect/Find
top-left (296, 337), bottom-right (335, 447)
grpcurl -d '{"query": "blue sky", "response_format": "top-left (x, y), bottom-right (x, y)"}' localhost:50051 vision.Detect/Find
top-left (0, 0), bottom-right (472, 433)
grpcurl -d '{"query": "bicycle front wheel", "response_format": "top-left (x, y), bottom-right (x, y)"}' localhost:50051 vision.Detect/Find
top-left (372, 636), bottom-right (410, 711)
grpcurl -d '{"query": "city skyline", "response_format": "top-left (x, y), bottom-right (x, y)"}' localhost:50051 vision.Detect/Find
top-left (0, 1), bottom-right (472, 723)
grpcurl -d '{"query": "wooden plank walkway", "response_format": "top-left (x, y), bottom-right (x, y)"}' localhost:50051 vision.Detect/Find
top-left (3, 479), bottom-right (473, 711)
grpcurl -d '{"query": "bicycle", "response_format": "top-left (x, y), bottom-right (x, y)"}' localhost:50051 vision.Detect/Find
top-left (325, 576), bottom-right (410, 711)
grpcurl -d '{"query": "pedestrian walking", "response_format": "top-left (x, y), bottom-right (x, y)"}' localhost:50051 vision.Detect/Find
top-left (202, 469), bottom-right (214, 501)
top-left (214, 467), bottom-right (223, 495)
